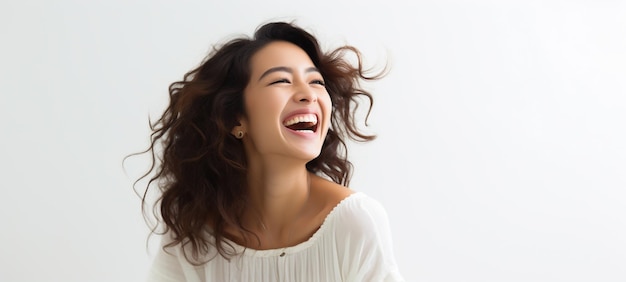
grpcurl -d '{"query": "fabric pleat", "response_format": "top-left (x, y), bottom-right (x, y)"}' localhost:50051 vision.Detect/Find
top-left (147, 192), bottom-right (405, 282)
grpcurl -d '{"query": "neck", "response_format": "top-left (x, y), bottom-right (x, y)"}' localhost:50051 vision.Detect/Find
top-left (245, 158), bottom-right (311, 236)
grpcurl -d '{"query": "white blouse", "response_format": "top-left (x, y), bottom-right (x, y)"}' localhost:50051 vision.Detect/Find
top-left (147, 192), bottom-right (404, 282)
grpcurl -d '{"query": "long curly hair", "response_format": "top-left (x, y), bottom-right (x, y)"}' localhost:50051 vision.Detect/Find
top-left (135, 21), bottom-right (384, 264)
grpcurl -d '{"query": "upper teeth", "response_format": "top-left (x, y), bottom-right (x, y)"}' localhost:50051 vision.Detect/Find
top-left (284, 114), bottom-right (317, 126)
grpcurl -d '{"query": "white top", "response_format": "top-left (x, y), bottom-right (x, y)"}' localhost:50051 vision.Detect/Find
top-left (147, 192), bottom-right (404, 282)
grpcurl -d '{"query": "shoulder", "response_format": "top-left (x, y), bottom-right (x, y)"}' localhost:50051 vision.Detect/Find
top-left (309, 174), bottom-right (389, 233)
top-left (331, 192), bottom-right (390, 235)
top-left (307, 174), bottom-right (353, 225)
top-left (310, 174), bottom-right (353, 206)
top-left (324, 192), bottom-right (405, 281)
top-left (147, 232), bottom-right (202, 282)
top-left (308, 174), bottom-right (393, 244)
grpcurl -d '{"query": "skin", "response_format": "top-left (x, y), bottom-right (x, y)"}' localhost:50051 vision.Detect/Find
top-left (228, 41), bottom-right (353, 250)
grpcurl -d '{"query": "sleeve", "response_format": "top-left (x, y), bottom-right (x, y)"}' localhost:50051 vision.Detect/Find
top-left (335, 195), bottom-right (405, 282)
top-left (145, 233), bottom-right (203, 282)
top-left (145, 234), bottom-right (187, 282)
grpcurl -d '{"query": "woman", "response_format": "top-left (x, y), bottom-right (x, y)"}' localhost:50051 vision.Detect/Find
top-left (140, 21), bottom-right (404, 281)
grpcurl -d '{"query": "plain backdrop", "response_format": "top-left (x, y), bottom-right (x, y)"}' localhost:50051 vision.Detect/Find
top-left (1, 1), bottom-right (625, 281)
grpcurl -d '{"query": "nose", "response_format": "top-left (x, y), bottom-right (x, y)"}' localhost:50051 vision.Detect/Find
top-left (293, 83), bottom-right (317, 103)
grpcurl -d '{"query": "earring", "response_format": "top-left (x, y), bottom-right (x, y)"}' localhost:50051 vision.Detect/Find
top-left (236, 131), bottom-right (244, 139)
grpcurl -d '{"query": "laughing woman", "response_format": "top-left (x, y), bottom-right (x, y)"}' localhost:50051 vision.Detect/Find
top-left (139, 21), bottom-right (404, 282)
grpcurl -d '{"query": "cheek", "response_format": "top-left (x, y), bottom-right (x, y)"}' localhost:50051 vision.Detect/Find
top-left (244, 96), bottom-right (281, 129)
top-left (319, 95), bottom-right (333, 132)
top-left (321, 95), bottom-right (333, 117)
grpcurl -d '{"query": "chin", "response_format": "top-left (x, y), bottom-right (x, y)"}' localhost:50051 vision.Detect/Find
top-left (293, 148), bottom-right (323, 163)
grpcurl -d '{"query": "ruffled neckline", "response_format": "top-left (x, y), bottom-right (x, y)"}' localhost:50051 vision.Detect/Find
top-left (219, 192), bottom-right (363, 257)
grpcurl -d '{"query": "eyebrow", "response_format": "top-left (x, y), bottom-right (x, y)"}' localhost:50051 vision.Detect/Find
top-left (258, 66), bottom-right (320, 81)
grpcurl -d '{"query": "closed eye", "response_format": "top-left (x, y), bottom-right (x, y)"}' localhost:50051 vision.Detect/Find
top-left (269, 78), bottom-right (291, 85)
top-left (311, 79), bottom-right (325, 86)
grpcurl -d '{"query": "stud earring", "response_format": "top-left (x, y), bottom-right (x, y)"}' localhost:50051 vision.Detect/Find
top-left (236, 131), bottom-right (244, 139)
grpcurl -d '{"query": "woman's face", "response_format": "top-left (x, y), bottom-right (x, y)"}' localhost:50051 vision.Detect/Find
top-left (238, 41), bottom-right (332, 164)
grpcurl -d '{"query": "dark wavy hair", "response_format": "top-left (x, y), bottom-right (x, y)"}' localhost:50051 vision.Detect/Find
top-left (134, 21), bottom-right (384, 264)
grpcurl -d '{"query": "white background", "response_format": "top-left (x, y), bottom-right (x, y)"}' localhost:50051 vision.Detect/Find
top-left (1, 1), bottom-right (625, 281)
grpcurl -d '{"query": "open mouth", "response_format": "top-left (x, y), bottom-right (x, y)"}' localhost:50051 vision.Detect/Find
top-left (283, 113), bottom-right (318, 133)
